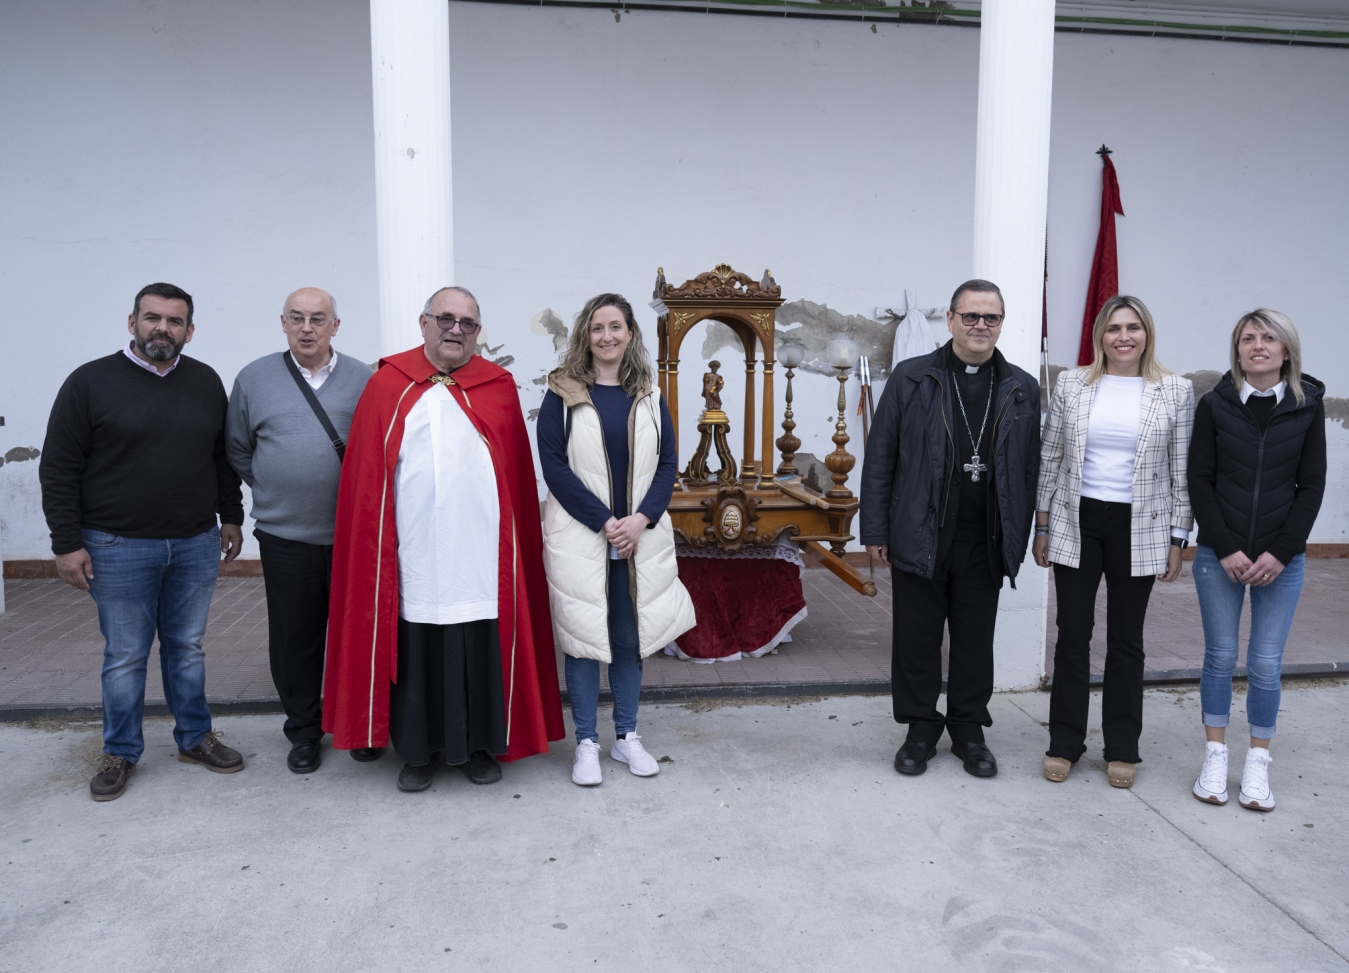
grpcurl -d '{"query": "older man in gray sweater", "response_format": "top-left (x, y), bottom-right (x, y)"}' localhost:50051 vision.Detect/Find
top-left (227, 288), bottom-right (374, 773)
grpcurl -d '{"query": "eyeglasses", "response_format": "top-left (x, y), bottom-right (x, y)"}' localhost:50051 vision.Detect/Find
top-left (431, 314), bottom-right (480, 334)
top-left (287, 313), bottom-right (332, 328)
top-left (952, 311), bottom-right (1004, 328)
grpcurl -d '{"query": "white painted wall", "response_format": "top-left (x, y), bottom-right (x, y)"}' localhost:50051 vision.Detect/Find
top-left (1046, 31), bottom-right (1349, 542)
top-left (2, 1), bottom-right (1345, 564)
top-left (0, 0), bottom-right (380, 560)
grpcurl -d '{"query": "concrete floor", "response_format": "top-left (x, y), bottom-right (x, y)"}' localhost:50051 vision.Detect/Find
top-left (2, 682), bottom-right (1347, 973)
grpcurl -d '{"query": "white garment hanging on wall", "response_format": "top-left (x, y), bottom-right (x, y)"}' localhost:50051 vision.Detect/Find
top-left (890, 288), bottom-right (938, 368)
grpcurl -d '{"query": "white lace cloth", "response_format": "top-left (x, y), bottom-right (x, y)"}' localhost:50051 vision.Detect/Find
top-left (673, 534), bottom-right (804, 567)
top-left (665, 536), bottom-right (808, 663)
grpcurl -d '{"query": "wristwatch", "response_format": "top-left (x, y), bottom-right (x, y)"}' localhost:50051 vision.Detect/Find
top-left (1170, 537), bottom-right (1188, 549)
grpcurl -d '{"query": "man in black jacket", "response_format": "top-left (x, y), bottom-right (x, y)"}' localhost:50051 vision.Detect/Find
top-left (40, 282), bottom-right (246, 801)
top-left (861, 279), bottom-right (1039, 778)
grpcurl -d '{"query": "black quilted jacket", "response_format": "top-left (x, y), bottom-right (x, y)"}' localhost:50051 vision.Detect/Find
top-left (1187, 371), bottom-right (1326, 564)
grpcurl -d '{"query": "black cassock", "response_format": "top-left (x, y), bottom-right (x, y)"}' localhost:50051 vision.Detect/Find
top-left (390, 618), bottom-right (508, 767)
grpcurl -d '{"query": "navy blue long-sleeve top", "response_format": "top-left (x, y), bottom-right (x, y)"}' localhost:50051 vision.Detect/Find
top-left (537, 385), bottom-right (678, 533)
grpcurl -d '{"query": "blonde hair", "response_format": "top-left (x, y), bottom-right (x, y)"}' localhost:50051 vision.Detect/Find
top-left (1085, 294), bottom-right (1168, 384)
top-left (1231, 309), bottom-right (1305, 406)
top-left (557, 293), bottom-right (652, 397)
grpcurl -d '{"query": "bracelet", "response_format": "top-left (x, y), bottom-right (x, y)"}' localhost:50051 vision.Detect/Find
top-left (1034, 526), bottom-right (1049, 536)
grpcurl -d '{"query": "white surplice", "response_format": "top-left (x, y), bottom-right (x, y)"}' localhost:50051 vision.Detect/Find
top-left (394, 383), bottom-right (499, 624)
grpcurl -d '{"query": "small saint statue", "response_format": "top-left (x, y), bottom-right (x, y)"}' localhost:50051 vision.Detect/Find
top-left (701, 361), bottom-right (724, 413)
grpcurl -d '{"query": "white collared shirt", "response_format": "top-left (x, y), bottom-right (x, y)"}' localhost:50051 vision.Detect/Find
top-left (291, 350), bottom-right (337, 390)
top-left (1240, 379), bottom-right (1285, 405)
top-left (122, 342), bottom-right (179, 376)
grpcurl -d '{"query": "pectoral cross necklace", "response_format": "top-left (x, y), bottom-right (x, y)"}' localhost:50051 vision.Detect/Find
top-left (951, 367), bottom-right (994, 483)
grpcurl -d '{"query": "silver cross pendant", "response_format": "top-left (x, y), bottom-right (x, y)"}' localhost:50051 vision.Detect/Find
top-left (963, 453), bottom-right (988, 482)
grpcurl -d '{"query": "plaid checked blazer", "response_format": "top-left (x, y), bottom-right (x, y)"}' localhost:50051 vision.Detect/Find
top-left (1037, 368), bottom-right (1195, 576)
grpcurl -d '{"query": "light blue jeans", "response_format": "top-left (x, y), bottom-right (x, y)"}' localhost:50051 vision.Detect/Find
top-left (565, 559), bottom-right (644, 743)
top-left (1193, 545), bottom-right (1305, 740)
top-left (84, 527), bottom-right (220, 761)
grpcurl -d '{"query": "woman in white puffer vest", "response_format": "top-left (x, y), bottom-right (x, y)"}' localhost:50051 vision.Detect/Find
top-left (536, 293), bottom-right (696, 786)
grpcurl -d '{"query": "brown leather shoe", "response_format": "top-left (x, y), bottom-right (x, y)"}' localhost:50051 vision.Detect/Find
top-left (177, 731), bottom-right (244, 774)
top-left (90, 754), bottom-right (133, 801)
top-left (1043, 756), bottom-right (1071, 782)
top-left (1107, 761), bottom-right (1136, 788)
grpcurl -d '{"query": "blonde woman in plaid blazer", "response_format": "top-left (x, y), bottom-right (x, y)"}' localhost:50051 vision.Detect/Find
top-left (1033, 295), bottom-right (1194, 789)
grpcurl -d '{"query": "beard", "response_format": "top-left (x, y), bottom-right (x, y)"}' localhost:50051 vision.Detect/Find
top-left (135, 329), bottom-right (184, 362)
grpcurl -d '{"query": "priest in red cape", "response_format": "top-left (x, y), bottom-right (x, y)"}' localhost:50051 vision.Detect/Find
top-left (322, 285), bottom-right (564, 792)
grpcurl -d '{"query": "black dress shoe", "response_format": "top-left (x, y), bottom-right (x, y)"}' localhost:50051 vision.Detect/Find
top-left (350, 747), bottom-right (384, 763)
top-left (461, 750), bottom-right (502, 785)
top-left (894, 740), bottom-right (937, 776)
top-left (287, 739), bottom-right (321, 775)
top-left (951, 741), bottom-right (998, 778)
top-left (398, 761), bottom-right (435, 792)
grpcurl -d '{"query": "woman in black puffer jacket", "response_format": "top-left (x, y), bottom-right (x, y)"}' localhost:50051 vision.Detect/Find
top-left (1188, 309), bottom-right (1326, 814)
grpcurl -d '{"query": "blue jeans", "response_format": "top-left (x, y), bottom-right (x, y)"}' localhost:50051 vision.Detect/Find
top-left (84, 527), bottom-right (220, 761)
top-left (565, 559), bottom-right (643, 743)
top-left (1194, 545), bottom-right (1305, 740)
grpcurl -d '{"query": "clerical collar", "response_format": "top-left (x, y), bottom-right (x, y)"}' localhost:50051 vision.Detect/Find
top-left (952, 352), bottom-right (992, 375)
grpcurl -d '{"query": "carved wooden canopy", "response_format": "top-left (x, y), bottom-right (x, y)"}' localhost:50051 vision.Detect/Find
top-left (652, 264), bottom-right (786, 480)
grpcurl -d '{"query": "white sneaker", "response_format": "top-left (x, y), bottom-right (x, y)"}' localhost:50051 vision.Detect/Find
top-left (610, 734), bottom-right (660, 777)
top-left (572, 739), bottom-right (603, 786)
top-left (1192, 741), bottom-right (1229, 805)
top-left (1239, 747), bottom-right (1276, 811)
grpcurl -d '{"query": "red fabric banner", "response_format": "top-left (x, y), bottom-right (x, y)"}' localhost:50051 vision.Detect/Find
top-left (1077, 154), bottom-right (1125, 366)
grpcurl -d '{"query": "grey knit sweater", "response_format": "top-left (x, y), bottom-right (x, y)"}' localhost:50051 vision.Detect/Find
top-left (226, 351), bottom-right (372, 545)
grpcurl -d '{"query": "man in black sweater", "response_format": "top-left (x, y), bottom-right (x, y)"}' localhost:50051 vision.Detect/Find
top-left (40, 282), bottom-right (247, 801)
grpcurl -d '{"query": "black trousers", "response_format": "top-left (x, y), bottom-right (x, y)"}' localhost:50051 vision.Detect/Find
top-left (256, 529), bottom-right (333, 743)
top-left (891, 540), bottom-right (1001, 746)
top-left (1048, 498), bottom-right (1156, 764)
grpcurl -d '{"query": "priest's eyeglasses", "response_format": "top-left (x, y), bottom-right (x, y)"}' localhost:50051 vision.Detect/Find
top-left (432, 314), bottom-right (481, 334)
top-left (953, 312), bottom-right (1004, 328)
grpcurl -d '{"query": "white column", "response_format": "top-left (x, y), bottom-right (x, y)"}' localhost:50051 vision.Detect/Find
top-left (972, 0), bottom-right (1056, 691)
top-left (370, 0), bottom-right (454, 355)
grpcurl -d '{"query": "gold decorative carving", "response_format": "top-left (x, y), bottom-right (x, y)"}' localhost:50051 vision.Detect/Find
top-left (671, 310), bottom-right (695, 337)
top-left (659, 265), bottom-right (782, 301)
top-left (749, 310), bottom-right (772, 335)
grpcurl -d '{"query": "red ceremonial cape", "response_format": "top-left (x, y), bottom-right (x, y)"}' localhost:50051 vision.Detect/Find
top-left (321, 348), bottom-right (565, 758)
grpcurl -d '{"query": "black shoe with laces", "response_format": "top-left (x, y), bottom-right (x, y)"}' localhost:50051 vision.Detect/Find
top-left (287, 739), bottom-right (321, 774)
top-left (894, 740), bottom-right (937, 776)
top-left (90, 754), bottom-right (133, 802)
top-left (951, 741), bottom-right (998, 778)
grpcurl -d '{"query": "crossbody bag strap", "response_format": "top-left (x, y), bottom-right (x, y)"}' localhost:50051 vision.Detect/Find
top-left (282, 352), bottom-right (345, 460)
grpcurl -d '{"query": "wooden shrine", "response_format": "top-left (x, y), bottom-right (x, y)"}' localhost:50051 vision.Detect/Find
top-left (652, 263), bottom-right (876, 597)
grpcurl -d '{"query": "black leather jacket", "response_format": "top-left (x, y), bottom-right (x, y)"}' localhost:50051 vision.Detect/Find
top-left (860, 342), bottom-right (1040, 583)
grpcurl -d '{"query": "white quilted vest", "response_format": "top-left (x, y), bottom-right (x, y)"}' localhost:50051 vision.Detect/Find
top-left (542, 380), bottom-right (697, 662)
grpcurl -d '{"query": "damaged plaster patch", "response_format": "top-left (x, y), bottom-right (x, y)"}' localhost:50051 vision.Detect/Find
top-left (694, 301), bottom-right (898, 378)
top-left (531, 308), bottom-right (569, 352)
top-left (1322, 397), bottom-right (1349, 427)
top-left (1, 446), bottom-right (40, 468)
top-left (476, 340), bottom-right (514, 370)
top-left (1183, 370), bottom-right (1223, 399)
top-left (775, 301), bottom-right (898, 377)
